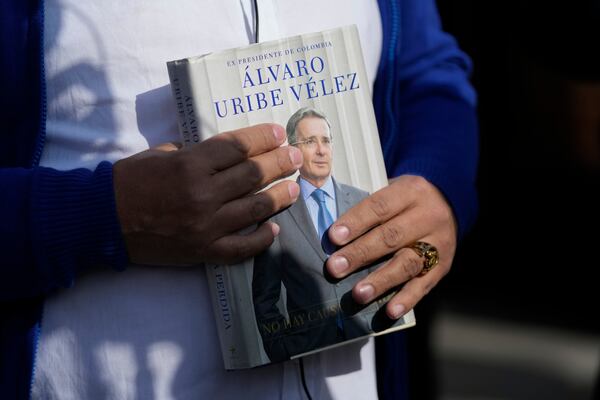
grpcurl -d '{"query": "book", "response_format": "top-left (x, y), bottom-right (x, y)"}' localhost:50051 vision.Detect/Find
top-left (166, 25), bottom-right (415, 369)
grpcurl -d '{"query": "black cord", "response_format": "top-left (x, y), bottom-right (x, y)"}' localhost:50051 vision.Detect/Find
top-left (299, 358), bottom-right (313, 400)
top-left (252, 0), bottom-right (260, 43)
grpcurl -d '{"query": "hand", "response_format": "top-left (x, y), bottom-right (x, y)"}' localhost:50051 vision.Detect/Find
top-left (325, 175), bottom-right (457, 319)
top-left (113, 124), bottom-right (303, 265)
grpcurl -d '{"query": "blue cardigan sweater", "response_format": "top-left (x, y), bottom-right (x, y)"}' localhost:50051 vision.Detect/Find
top-left (0, 0), bottom-right (478, 398)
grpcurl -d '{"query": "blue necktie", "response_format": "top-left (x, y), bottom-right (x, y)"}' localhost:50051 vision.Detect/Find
top-left (311, 189), bottom-right (334, 241)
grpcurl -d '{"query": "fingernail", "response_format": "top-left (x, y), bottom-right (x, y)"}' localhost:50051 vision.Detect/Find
top-left (356, 284), bottom-right (375, 304)
top-left (288, 182), bottom-right (300, 200)
top-left (273, 126), bottom-right (285, 143)
top-left (289, 147), bottom-right (303, 167)
top-left (331, 225), bottom-right (350, 243)
top-left (270, 222), bottom-right (280, 236)
top-left (389, 304), bottom-right (405, 319)
top-left (330, 256), bottom-right (349, 276)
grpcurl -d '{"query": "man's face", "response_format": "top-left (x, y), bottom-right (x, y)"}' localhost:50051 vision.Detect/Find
top-left (295, 116), bottom-right (332, 187)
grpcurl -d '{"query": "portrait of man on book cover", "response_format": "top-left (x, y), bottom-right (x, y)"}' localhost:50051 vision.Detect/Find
top-left (251, 107), bottom-right (385, 363)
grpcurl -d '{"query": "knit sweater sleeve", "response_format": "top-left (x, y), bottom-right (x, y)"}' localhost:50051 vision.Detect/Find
top-left (374, 0), bottom-right (479, 239)
top-left (0, 162), bottom-right (128, 300)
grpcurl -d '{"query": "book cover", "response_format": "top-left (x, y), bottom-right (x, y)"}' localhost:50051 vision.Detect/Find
top-left (166, 25), bottom-right (415, 369)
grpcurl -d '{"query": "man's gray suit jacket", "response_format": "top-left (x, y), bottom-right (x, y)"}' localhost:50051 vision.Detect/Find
top-left (252, 178), bottom-right (380, 362)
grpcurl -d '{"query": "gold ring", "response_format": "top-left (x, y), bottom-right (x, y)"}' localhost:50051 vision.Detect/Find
top-left (408, 241), bottom-right (439, 275)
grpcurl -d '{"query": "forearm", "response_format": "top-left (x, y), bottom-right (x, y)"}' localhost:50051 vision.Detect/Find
top-left (389, 94), bottom-right (478, 239)
top-left (375, 0), bottom-right (479, 239)
top-left (0, 162), bottom-right (128, 300)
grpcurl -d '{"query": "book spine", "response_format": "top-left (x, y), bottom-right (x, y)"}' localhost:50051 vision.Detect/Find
top-left (205, 263), bottom-right (239, 369)
top-left (167, 61), bottom-right (199, 147)
top-left (168, 61), bottom-right (242, 368)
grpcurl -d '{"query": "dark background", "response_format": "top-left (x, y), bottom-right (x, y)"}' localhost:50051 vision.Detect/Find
top-left (437, 0), bottom-right (600, 330)
top-left (407, 1), bottom-right (600, 399)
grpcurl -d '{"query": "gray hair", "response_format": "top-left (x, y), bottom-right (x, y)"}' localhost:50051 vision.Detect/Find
top-left (285, 107), bottom-right (331, 144)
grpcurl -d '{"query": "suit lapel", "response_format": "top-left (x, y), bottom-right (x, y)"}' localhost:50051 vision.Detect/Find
top-left (334, 178), bottom-right (353, 217)
top-left (288, 195), bottom-right (327, 261)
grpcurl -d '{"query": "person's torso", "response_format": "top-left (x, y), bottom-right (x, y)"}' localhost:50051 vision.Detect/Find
top-left (33, 1), bottom-right (382, 399)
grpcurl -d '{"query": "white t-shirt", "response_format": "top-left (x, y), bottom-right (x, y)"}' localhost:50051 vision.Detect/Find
top-left (33, 1), bottom-right (383, 399)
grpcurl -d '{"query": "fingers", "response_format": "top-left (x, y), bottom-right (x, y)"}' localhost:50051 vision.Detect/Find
top-left (215, 145), bottom-right (303, 201)
top-left (383, 260), bottom-right (446, 319)
top-left (352, 235), bottom-right (448, 320)
top-left (196, 124), bottom-right (287, 171)
top-left (193, 180), bottom-right (298, 264)
top-left (329, 176), bottom-right (457, 320)
top-left (214, 180), bottom-right (300, 234)
top-left (329, 184), bottom-right (411, 246)
top-left (352, 248), bottom-right (424, 304)
top-left (327, 209), bottom-right (427, 278)
top-left (204, 222), bottom-right (280, 264)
